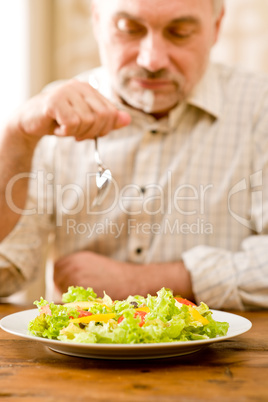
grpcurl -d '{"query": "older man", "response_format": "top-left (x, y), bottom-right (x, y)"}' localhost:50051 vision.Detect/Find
top-left (0, 0), bottom-right (268, 309)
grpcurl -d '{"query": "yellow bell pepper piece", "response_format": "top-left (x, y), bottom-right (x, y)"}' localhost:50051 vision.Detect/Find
top-left (64, 301), bottom-right (95, 309)
top-left (71, 313), bottom-right (116, 324)
top-left (188, 307), bottom-right (209, 326)
top-left (102, 304), bottom-right (112, 312)
top-left (135, 307), bottom-right (150, 313)
top-left (64, 301), bottom-right (112, 312)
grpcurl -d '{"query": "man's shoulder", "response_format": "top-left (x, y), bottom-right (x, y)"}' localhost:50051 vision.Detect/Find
top-left (76, 66), bottom-right (110, 91)
top-left (75, 66), bottom-right (104, 81)
top-left (43, 67), bottom-right (107, 95)
top-left (75, 67), bottom-right (112, 99)
top-left (213, 62), bottom-right (268, 94)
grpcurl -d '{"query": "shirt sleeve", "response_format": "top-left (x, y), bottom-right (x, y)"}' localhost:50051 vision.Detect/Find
top-left (0, 212), bottom-right (52, 297)
top-left (182, 236), bottom-right (268, 310)
top-left (183, 86), bottom-right (268, 311)
top-left (0, 257), bottom-right (26, 297)
top-left (0, 137), bottom-right (55, 297)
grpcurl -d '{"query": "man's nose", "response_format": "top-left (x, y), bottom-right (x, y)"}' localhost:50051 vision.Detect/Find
top-left (136, 32), bottom-right (169, 72)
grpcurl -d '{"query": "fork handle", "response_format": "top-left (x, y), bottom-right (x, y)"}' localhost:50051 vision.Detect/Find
top-left (94, 137), bottom-right (102, 165)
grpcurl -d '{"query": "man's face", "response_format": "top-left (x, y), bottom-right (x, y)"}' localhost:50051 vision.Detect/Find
top-left (92, 0), bottom-right (223, 116)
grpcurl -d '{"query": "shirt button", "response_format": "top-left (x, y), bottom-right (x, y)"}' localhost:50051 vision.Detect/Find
top-left (136, 248), bottom-right (143, 255)
top-left (140, 187), bottom-right (146, 194)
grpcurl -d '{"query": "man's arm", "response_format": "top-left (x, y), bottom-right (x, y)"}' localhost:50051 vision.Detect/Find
top-left (53, 251), bottom-right (195, 301)
top-left (182, 236), bottom-right (268, 310)
top-left (0, 124), bottom-right (39, 240)
top-left (0, 80), bottom-right (131, 241)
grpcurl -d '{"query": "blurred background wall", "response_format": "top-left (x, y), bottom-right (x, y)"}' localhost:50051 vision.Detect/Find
top-left (1, 0), bottom-right (268, 302)
top-left (53, 0), bottom-right (268, 78)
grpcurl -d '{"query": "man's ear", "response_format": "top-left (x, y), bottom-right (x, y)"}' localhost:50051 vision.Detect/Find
top-left (213, 6), bottom-right (225, 44)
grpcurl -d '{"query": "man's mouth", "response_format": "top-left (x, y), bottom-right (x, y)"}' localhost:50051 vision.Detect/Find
top-left (131, 77), bottom-right (174, 90)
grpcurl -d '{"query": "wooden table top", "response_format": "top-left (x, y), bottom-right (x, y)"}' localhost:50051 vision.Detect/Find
top-left (0, 304), bottom-right (267, 402)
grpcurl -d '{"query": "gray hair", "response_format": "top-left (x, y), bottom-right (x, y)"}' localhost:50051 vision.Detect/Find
top-left (92, 0), bottom-right (224, 18)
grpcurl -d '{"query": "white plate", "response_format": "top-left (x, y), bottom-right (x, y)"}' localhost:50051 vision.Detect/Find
top-left (0, 309), bottom-right (252, 360)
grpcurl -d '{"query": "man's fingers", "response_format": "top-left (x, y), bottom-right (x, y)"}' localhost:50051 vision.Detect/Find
top-left (115, 111), bottom-right (132, 129)
top-left (20, 80), bottom-right (131, 141)
top-left (81, 95), bottom-right (118, 138)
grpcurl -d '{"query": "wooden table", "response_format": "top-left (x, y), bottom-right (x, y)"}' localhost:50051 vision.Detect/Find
top-left (0, 304), bottom-right (267, 401)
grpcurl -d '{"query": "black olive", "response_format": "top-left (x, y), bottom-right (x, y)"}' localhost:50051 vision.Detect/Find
top-left (130, 301), bottom-right (138, 308)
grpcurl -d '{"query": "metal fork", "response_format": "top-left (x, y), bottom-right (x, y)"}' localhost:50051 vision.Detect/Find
top-left (92, 137), bottom-right (112, 207)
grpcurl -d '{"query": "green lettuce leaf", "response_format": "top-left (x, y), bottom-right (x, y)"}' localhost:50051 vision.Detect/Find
top-left (28, 300), bottom-right (79, 339)
top-left (62, 286), bottom-right (97, 303)
top-left (28, 287), bottom-right (229, 344)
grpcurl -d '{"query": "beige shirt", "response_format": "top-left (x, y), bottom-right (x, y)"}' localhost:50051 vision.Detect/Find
top-left (1, 63), bottom-right (268, 309)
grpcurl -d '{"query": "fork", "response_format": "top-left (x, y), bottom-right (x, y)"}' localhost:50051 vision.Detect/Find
top-left (92, 137), bottom-right (112, 206)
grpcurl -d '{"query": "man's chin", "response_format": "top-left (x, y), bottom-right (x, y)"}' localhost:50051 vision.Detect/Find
top-left (120, 95), bottom-right (179, 116)
top-left (135, 102), bottom-right (179, 117)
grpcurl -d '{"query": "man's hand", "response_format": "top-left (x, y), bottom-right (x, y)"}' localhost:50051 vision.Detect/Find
top-left (15, 79), bottom-right (131, 143)
top-left (53, 250), bottom-right (194, 301)
top-left (54, 251), bottom-right (134, 300)
top-left (0, 79), bottom-right (131, 240)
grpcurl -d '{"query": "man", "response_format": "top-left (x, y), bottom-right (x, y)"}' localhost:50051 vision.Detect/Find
top-left (0, 0), bottom-right (268, 309)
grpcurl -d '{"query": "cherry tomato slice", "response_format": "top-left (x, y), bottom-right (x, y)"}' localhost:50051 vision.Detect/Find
top-left (174, 297), bottom-right (196, 306)
top-left (118, 310), bottom-right (148, 327)
top-left (77, 310), bottom-right (93, 318)
top-left (118, 315), bottom-right (124, 324)
top-left (134, 310), bottom-right (147, 327)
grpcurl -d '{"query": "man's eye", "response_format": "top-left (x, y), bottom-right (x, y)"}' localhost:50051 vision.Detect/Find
top-left (167, 27), bottom-right (194, 39)
top-left (116, 18), bottom-right (145, 34)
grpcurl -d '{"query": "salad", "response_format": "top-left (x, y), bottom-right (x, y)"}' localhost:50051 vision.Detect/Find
top-left (28, 286), bottom-right (229, 344)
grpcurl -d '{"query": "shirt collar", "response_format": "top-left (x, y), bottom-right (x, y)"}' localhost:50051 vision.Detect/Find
top-left (186, 62), bottom-right (222, 119)
top-left (86, 62), bottom-right (222, 132)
